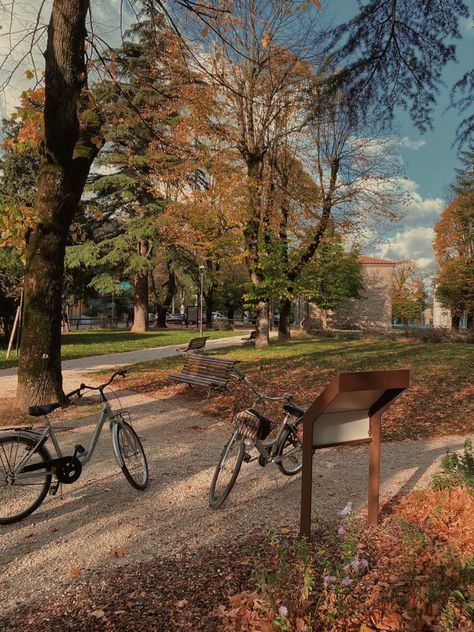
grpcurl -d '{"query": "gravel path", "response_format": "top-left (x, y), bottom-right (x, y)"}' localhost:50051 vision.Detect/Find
top-left (0, 385), bottom-right (470, 617)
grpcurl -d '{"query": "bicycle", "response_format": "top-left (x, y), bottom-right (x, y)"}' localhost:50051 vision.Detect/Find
top-left (0, 370), bottom-right (149, 525)
top-left (209, 368), bottom-right (305, 508)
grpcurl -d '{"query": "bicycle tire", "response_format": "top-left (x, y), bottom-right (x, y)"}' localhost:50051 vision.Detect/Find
top-left (0, 433), bottom-right (52, 525)
top-left (113, 422), bottom-right (149, 490)
top-left (209, 430), bottom-right (245, 508)
top-left (276, 426), bottom-right (303, 476)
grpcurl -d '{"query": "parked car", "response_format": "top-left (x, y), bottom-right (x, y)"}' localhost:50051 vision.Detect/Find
top-left (212, 311), bottom-right (228, 322)
top-left (166, 312), bottom-right (185, 324)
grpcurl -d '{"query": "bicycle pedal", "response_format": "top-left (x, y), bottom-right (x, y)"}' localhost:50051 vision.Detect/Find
top-left (258, 455), bottom-right (267, 467)
top-left (74, 444), bottom-right (85, 454)
top-left (243, 452), bottom-right (251, 463)
top-left (49, 482), bottom-right (60, 496)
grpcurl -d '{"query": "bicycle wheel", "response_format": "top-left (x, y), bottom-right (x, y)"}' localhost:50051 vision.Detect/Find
top-left (0, 433), bottom-right (52, 525)
top-left (113, 422), bottom-right (149, 490)
top-left (277, 427), bottom-right (303, 476)
top-left (209, 430), bottom-right (245, 508)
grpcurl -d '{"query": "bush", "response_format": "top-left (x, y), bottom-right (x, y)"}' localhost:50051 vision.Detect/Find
top-left (432, 439), bottom-right (474, 490)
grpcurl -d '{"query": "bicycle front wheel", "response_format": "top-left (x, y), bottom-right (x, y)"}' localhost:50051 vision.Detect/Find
top-left (113, 422), bottom-right (149, 490)
top-left (277, 427), bottom-right (303, 476)
top-left (0, 433), bottom-right (52, 525)
top-left (209, 430), bottom-right (244, 508)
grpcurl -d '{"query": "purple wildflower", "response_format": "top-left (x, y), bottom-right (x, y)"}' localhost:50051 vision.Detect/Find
top-left (337, 502), bottom-right (353, 517)
top-left (342, 576), bottom-right (352, 587)
top-left (337, 525), bottom-right (346, 535)
top-left (323, 575), bottom-right (337, 584)
top-left (278, 605), bottom-right (288, 617)
top-left (281, 539), bottom-right (290, 550)
top-left (351, 558), bottom-right (360, 571)
top-left (360, 558), bottom-right (369, 569)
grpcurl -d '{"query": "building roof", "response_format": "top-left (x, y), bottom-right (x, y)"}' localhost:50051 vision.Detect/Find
top-left (357, 256), bottom-right (398, 265)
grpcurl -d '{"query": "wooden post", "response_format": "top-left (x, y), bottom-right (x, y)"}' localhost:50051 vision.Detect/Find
top-left (368, 411), bottom-right (382, 524)
top-left (6, 306), bottom-right (21, 359)
top-left (300, 413), bottom-right (314, 539)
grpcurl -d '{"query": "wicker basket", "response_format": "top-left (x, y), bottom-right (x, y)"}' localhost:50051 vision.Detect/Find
top-left (233, 409), bottom-right (261, 439)
top-left (233, 409), bottom-right (271, 440)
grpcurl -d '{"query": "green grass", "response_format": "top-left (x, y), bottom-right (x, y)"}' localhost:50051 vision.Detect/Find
top-left (0, 328), bottom-right (243, 370)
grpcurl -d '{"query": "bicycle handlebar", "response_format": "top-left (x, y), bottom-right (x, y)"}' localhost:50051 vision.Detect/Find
top-left (232, 367), bottom-right (292, 403)
top-left (66, 370), bottom-right (127, 400)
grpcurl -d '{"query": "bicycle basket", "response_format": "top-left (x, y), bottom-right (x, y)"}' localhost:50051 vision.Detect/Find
top-left (233, 409), bottom-right (271, 440)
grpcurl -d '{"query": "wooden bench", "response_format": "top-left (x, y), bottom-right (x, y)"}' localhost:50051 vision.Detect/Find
top-left (168, 355), bottom-right (238, 393)
top-left (176, 336), bottom-right (209, 353)
top-left (241, 330), bottom-right (256, 342)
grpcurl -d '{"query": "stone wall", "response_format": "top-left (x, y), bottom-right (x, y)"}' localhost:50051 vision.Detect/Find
top-left (307, 262), bottom-right (395, 331)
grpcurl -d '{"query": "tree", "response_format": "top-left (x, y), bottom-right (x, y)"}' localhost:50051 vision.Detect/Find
top-left (433, 149), bottom-right (474, 328)
top-left (327, 0), bottom-right (470, 135)
top-left (391, 260), bottom-right (426, 324)
top-left (13, 0), bottom-right (102, 409)
top-left (296, 235), bottom-right (363, 329)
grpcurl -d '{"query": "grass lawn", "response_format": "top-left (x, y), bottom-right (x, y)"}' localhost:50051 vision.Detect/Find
top-left (0, 328), bottom-right (243, 370)
top-left (122, 334), bottom-right (474, 442)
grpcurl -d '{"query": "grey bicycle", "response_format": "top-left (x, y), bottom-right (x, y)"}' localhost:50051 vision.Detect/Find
top-left (0, 370), bottom-right (149, 525)
top-left (209, 368), bottom-right (305, 508)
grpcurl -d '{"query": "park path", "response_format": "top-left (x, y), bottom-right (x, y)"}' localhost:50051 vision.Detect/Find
top-left (0, 333), bottom-right (264, 398)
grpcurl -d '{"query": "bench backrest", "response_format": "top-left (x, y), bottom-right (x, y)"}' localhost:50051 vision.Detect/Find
top-left (182, 355), bottom-right (236, 380)
top-left (187, 336), bottom-right (209, 350)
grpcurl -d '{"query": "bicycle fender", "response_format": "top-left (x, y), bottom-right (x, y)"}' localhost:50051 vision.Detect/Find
top-left (110, 423), bottom-right (125, 469)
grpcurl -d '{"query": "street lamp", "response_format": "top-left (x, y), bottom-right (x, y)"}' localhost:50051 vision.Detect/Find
top-left (199, 265), bottom-right (205, 336)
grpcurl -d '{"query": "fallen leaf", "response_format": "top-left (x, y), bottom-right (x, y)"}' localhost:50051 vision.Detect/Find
top-left (90, 609), bottom-right (105, 619)
top-left (110, 546), bottom-right (128, 558)
top-left (68, 567), bottom-right (81, 576)
top-left (176, 599), bottom-right (188, 608)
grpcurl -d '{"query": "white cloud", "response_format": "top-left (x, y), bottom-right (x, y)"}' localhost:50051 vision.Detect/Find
top-left (375, 226), bottom-right (435, 270)
top-left (394, 177), bottom-right (444, 228)
top-left (398, 137), bottom-right (426, 151)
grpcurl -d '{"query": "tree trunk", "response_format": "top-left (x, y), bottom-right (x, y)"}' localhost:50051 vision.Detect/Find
top-left (156, 306), bottom-right (167, 328)
top-left (131, 237), bottom-right (150, 333)
top-left (452, 314), bottom-right (461, 331)
top-left (255, 299), bottom-right (270, 348)
top-left (16, 0), bottom-right (100, 411)
top-left (278, 298), bottom-right (291, 340)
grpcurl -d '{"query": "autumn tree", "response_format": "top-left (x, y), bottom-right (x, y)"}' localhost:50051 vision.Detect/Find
top-left (391, 260), bottom-right (426, 325)
top-left (195, 0), bottom-right (316, 346)
top-left (433, 149), bottom-right (474, 329)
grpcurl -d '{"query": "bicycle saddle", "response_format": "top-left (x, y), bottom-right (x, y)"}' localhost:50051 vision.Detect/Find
top-left (28, 403), bottom-right (62, 417)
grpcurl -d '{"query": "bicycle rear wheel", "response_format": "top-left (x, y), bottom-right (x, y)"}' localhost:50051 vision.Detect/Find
top-left (277, 427), bottom-right (303, 476)
top-left (0, 433), bottom-right (52, 525)
top-left (209, 430), bottom-right (244, 508)
top-left (113, 422), bottom-right (149, 490)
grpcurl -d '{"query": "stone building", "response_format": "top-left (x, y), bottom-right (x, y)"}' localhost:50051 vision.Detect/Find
top-left (305, 256), bottom-right (397, 332)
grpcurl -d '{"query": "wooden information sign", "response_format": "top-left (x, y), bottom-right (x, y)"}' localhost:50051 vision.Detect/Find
top-left (300, 370), bottom-right (409, 539)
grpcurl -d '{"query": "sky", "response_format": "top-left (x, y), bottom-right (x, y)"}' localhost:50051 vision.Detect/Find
top-left (0, 1), bottom-right (472, 279)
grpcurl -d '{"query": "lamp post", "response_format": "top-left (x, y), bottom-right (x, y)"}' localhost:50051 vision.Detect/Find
top-left (199, 265), bottom-right (205, 336)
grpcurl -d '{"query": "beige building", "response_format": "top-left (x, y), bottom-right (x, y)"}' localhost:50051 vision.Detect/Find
top-left (306, 256), bottom-right (397, 332)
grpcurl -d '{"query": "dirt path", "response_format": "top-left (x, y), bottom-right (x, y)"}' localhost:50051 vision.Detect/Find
top-left (0, 386), bottom-right (470, 617)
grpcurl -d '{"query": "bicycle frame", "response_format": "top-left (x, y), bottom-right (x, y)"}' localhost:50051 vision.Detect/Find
top-left (12, 387), bottom-right (122, 481)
